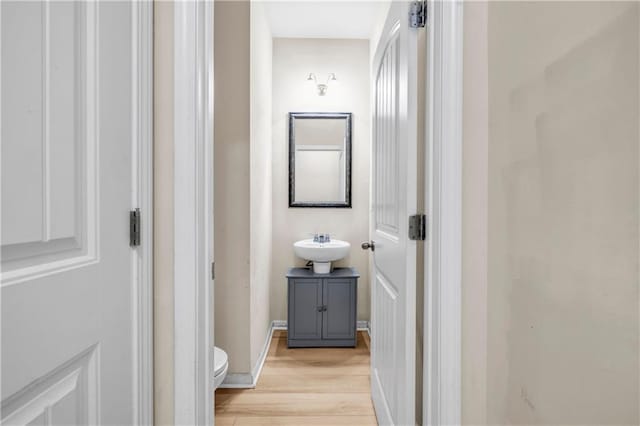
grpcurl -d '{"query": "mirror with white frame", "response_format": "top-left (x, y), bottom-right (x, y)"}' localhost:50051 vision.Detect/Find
top-left (288, 112), bottom-right (352, 208)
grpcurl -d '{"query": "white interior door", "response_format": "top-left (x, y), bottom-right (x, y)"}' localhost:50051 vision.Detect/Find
top-left (1, 1), bottom-right (141, 424)
top-left (368, 2), bottom-right (419, 425)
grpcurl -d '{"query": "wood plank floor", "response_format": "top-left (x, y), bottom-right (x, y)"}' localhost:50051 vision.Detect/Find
top-left (215, 330), bottom-right (378, 426)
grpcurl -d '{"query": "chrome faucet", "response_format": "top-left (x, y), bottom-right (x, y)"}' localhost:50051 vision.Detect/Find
top-left (313, 233), bottom-right (331, 243)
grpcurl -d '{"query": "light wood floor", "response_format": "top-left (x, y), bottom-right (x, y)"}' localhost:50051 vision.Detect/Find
top-left (215, 330), bottom-right (378, 426)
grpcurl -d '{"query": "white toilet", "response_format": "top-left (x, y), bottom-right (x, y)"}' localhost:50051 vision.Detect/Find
top-left (213, 346), bottom-right (229, 389)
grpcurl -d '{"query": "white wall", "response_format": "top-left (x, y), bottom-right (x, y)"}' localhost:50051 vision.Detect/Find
top-left (462, 2), bottom-right (488, 424)
top-left (249, 0), bottom-right (273, 370)
top-left (214, 0), bottom-right (252, 375)
top-left (214, 0), bottom-right (275, 380)
top-left (463, 1), bottom-right (640, 424)
top-left (153, 2), bottom-right (174, 423)
top-left (271, 38), bottom-right (371, 322)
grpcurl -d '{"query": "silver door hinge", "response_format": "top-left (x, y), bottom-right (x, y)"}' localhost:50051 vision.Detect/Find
top-left (409, 214), bottom-right (427, 240)
top-left (211, 262), bottom-right (215, 280)
top-left (130, 208), bottom-right (141, 246)
top-left (410, 1), bottom-right (427, 28)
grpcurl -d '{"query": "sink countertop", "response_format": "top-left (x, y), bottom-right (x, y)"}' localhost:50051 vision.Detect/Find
top-left (286, 267), bottom-right (360, 279)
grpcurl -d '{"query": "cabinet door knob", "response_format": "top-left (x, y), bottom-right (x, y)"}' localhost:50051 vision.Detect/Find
top-left (317, 306), bottom-right (323, 312)
top-left (361, 241), bottom-right (376, 251)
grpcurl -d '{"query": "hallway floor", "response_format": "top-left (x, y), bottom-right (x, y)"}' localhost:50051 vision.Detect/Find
top-left (215, 330), bottom-right (377, 425)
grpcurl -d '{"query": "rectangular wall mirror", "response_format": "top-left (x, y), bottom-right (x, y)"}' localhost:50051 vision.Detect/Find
top-left (289, 112), bottom-right (352, 208)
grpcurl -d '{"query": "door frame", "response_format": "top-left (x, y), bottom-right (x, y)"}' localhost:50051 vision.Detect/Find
top-left (132, 2), bottom-right (154, 425)
top-left (131, 2), bottom-right (155, 425)
top-left (172, 0), bottom-right (463, 424)
top-left (424, 1), bottom-right (463, 425)
top-left (172, 1), bottom-right (215, 425)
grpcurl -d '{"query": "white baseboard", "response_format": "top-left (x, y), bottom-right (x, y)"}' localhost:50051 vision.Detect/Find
top-left (219, 319), bottom-right (371, 389)
top-left (219, 373), bottom-right (254, 388)
top-left (219, 321), bottom-right (274, 389)
top-left (272, 319), bottom-right (287, 330)
top-left (271, 320), bottom-right (370, 331)
top-left (251, 323), bottom-right (273, 382)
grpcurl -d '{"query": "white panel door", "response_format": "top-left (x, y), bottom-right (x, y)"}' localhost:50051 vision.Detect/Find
top-left (368, 2), bottom-right (419, 425)
top-left (1, 1), bottom-right (138, 424)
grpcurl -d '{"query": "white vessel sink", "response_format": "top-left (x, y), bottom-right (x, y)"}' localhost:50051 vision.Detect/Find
top-left (293, 239), bottom-right (350, 274)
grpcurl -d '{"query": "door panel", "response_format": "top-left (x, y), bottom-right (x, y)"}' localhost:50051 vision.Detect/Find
top-left (1, 1), bottom-right (94, 277)
top-left (322, 280), bottom-right (356, 340)
top-left (1, 1), bottom-right (137, 424)
top-left (370, 2), bottom-right (419, 425)
top-left (288, 279), bottom-right (323, 340)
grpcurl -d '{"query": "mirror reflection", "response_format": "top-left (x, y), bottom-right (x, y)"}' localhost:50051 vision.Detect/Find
top-left (289, 113), bottom-right (352, 208)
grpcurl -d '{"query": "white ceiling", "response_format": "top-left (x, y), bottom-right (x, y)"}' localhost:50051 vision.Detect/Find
top-left (262, 1), bottom-right (386, 40)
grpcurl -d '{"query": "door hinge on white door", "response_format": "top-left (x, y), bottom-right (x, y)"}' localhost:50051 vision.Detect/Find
top-left (130, 208), bottom-right (141, 246)
top-left (409, 214), bottom-right (427, 240)
top-left (211, 262), bottom-right (215, 280)
top-left (409, 1), bottom-right (427, 28)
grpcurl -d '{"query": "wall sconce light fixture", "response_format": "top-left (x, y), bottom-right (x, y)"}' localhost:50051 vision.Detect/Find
top-left (306, 73), bottom-right (337, 96)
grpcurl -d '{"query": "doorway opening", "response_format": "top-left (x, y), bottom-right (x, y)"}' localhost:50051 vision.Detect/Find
top-left (212, 1), bottom-right (424, 424)
top-left (169, 0), bottom-right (462, 424)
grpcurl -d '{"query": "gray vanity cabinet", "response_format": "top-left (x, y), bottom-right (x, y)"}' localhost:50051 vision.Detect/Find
top-left (286, 267), bottom-right (359, 348)
top-left (288, 278), bottom-right (323, 340)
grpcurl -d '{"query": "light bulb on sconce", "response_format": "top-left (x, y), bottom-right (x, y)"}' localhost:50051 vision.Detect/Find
top-left (306, 72), bottom-right (338, 96)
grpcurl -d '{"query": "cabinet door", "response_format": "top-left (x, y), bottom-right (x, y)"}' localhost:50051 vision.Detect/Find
top-left (322, 279), bottom-right (357, 340)
top-left (288, 279), bottom-right (323, 340)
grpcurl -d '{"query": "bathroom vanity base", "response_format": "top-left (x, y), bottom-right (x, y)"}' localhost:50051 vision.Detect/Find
top-left (286, 267), bottom-right (360, 348)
